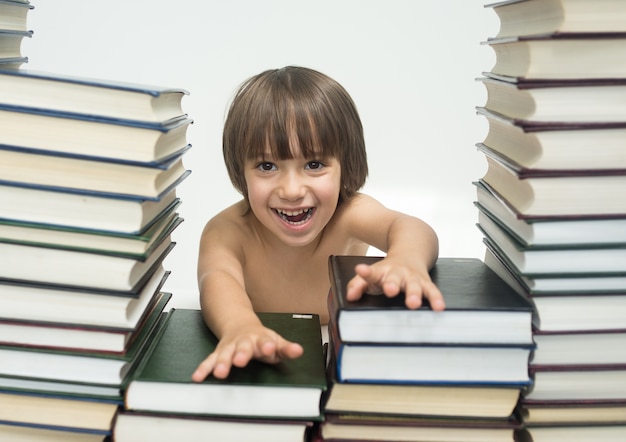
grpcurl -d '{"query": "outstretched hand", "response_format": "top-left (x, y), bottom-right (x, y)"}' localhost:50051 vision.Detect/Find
top-left (191, 324), bottom-right (304, 382)
top-left (346, 259), bottom-right (445, 311)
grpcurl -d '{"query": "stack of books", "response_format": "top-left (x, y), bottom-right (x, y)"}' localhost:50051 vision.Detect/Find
top-left (317, 255), bottom-right (535, 442)
top-left (476, 1), bottom-right (626, 440)
top-left (114, 308), bottom-right (328, 442)
top-left (0, 0), bottom-right (32, 69)
top-left (0, 67), bottom-right (192, 441)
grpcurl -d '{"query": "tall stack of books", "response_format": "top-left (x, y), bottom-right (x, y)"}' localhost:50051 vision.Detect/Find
top-left (0, 67), bottom-right (192, 440)
top-left (114, 308), bottom-right (328, 442)
top-left (316, 255), bottom-right (535, 442)
top-left (0, 0), bottom-right (32, 69)
top-left (476, 1), bottom-right (626, 440)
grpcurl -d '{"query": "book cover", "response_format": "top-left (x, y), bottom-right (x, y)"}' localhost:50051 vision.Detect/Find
top-left (328, 256), bottom-right (534, 345)
top-left (125, 309), bottom-right (327, 420)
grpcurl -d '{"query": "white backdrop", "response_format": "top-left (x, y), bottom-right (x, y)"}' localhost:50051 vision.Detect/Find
top-left (23, 1), bottom-right (499, 308)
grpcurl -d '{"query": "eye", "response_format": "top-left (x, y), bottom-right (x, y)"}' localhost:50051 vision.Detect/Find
top-left (256, 162), bottom-right (276, 172)
top-left (306, 161), bottom-right (325, 170)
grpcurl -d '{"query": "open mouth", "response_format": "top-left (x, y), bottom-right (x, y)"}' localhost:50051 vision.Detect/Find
top-left (274, 208), bottom-right (314, 225)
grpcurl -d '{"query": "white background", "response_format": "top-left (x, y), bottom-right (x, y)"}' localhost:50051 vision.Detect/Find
top-left (23, 1), bottom-right (500, 308)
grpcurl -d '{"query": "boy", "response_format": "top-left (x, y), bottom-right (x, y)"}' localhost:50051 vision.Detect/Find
top-left (192, 66), bottom-right (444, 382)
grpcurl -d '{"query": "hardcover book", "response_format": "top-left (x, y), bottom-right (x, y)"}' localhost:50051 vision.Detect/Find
top-left (124, 309), bottom-right (327, 420)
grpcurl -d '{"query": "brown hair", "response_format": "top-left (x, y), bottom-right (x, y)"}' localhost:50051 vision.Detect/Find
top-left (222, 66), bottom-right (368, 203)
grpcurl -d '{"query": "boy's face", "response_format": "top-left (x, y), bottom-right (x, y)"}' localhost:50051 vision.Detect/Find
top-left (244, 146), bottom-right (341, 248)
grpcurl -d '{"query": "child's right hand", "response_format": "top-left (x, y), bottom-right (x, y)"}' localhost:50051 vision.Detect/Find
top-left (191, 324), bottom-right (304, 382)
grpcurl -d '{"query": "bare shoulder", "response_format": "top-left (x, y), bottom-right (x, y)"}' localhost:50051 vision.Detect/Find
top-left (199, 201), bottom-right (253, 258)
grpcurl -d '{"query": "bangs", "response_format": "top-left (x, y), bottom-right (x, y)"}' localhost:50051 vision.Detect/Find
top-left (244, 90), bottom-right (342, 162)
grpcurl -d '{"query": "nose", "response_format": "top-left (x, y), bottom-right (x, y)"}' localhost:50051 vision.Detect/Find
top-left (278, 170), bottom-right (306, 201)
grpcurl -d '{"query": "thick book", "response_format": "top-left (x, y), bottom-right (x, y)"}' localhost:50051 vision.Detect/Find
top-left (323, 350), bottom-right (522, 418)
top-left (518, 399), bottom-right (626, 425)
top-left (0, 0), bottom-right (33, 32)
top-left (318, 412), bottom-right (521, 442)
top-left (484, 34), bottom-right (626, 80)
top-left (484, 247), bottom-right (626, 333)
top-left (0, 424), bottom-right (110, 442)
top-left (525, 366), bottom-right (626, 402)
top-left (480, 155), bottom-right (626, 218)
top-left (483, 244), bottom-right (626, 295)
top-left (0, 68), bottom-right (188, 125)
top-left (327, 256), bottom-right (534, 345)
top-left (0, 235), bottom-right (175, 291)
top-left (0, 183), bottom-right (180, 234)
top-left (0, 146), bottom-right (190, 199)
top-left (475, 182), bottom-right (626, 247)
top-left (0, 206), bottom-right (182, 258)
top-left (0, 300), bottom-right (170, 386)
top-left (487, 0), bottom-right (626, 38)
top-left (476, 106), bottom-right (626, 172)
top-left (0, 290), bottom-right (171, 354)
top-left (519, 423), bottom-right (626, 442)
top-left (328, 315), bottom-right (533, 386)
top-left (0, 267), bottom-right (170, 328)
top-left (124, 309), bottom-right (327, 420)
top-left (114, 412), bottom-right (313, 442)
top-left (0, 101), bottom-right (193, 165)
top-left (479, 76), bottom-right (626, 124)
top-left (0, 29), bottom-right (31, 61)
top-left (0, 390), bottom-right (118, 436)
top-left (478, 210), bottom-right (626, 276)
top-left (531, 329), bottom-right (626, 368)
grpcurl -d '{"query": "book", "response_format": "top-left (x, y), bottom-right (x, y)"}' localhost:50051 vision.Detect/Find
top-left (480, 156), bottom-right (626, 218)
top-left (476, 106), bottom-right (626, 171)
top-left (318, 413), bottom-right (521, 442)
top-left (0, 184), bottom-right (180, 234)
top-left (0, 235), bottom-right (175, 291)
top-left (478, 76), bottom-right (626, 123)
top-left (0, 104), bottom-right (192, 165)
top-left (484, 34), bottom-right (626, 80)
top-left (0, 391), bottom-right (118, 435)
top-left (518, 424), bottom-right (626, 442)
top-left (0, 68), bottom-right (189, 125)
top-left (484, 241), bottom-right (626, 295)
top-left (0, 421), bottom-right (107, 442)
top-left (0, 29), bottom-right (31, 61)
top-left (114, 412), bottom-right (313, 442)
top-left (328, 316), bottom-right (533, 386)
top-left (475, 182), bottom-right (626, 247)
top-left (0, 205), bottom-right (182, 258)
top-left (0, 290), bottom-right (171, 353)
top-left (0, 302), bottom-right (169, 386)
top-left (0, 267), bottom-right (170, 328)
top-left (0, 0), bottom-right (33, 32)
top-left (531, 330), bottom-right (626, 368)
top-left (478, 214), bottom-right (626, 275)
top-left (328, 256), bottom-right (534, 345)
top-left (0, 376), bottom-right (124, 403)
top-left (487, 0), bottom-right (626, 38)
top-left (484, 247), bottom-right (626, 332)
top-left (519, 400), bottom-right (626, 424)
top-left (525, 367), bottom-right (626, 401)
top-left (124, 309), bottom-right (327, 419)
top-left (323, 351), bottom-right (522, 418)
top-left (0, 146), bottom-right (190, 199)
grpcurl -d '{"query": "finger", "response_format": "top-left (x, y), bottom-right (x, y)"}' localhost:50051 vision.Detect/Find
top-left (191, 353), bottom-right (219, 382)
top-left (403, 277), bottom-right (424, 310)
top-left (422, 280), bottom-right (446, 311)
top-left (346, 274), bottom-right (370, 300)
top-left (277, 341), bottom-right (304, 360)
top-left (232, 339), bottom-right (256, 368)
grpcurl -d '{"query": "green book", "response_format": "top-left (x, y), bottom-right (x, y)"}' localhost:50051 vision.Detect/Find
top-left (125, 309), bottom-right (327, 420)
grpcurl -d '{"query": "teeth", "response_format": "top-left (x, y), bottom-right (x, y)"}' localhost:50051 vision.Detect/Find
top-left (275, 208), bottom-right (313, 224)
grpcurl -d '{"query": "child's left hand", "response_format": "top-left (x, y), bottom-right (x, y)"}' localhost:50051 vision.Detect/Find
top-left (345, 258), bottom-right (445, 311)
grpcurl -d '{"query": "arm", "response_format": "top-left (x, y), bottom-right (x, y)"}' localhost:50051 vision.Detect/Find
top-left (191, 213), bottom-right (303, 382)
top-left (342, 194), bottom-right (445, 311)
